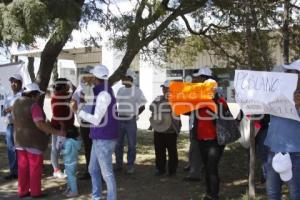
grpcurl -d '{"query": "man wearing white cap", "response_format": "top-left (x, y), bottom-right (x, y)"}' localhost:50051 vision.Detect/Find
top-left (71, 64), bottom-right (118, 200)
top-left (264, 62), bottom-right (300, 200)
top-left (149, 80), bottom-right (181, 176)
top-left (115, 68), bottom-right (147, 174)
top-left (3, 74), bottom-right (23, 180)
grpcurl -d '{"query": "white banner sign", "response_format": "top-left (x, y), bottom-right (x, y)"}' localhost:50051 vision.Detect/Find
top-left (234, 70), bottom-right (300, 121)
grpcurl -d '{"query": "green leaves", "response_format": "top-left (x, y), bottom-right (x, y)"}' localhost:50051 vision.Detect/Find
top-left (0, 0), bottom-right (49, 44)
top-left (0, 0), bottom-right (83, 45)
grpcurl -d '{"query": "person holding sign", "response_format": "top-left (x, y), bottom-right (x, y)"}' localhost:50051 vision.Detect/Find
top-left (181, 67), bottom-right (216, 182)
top-left (195, 80), bottom-right (228, 200)
top-left (264, 63), bottom-right (300, 200)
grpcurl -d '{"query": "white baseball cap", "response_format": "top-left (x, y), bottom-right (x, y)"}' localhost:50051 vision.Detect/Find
top-left (272, 152), bottom-right (293, 182)
top-left (160, 80), bottom-right (170, 88)
top-left (9, 74), bottom-right (23, 82)
top-left (193, 67), bottom-right (212, 77)
top-left (282, 59), bottom-right (300, 72)
top-left (125, 69), bottom-right (135, 79)
top-left (23, 83), bottom-right (44, 94)
top-left (89, 64), bottom-right (109, 80)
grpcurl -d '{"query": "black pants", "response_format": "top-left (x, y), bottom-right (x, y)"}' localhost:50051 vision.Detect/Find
top-left (80, 125), bottom-right (92, 173)
top-left (154, 131), bottom-right (178, 175)
top-left (198, 140), bottom-right (224, 199)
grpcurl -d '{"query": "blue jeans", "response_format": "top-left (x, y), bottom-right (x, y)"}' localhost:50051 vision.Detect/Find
top-left (266, 151), bottom-right (300, 200)
top-left (65, 163), bottom-right (78, 193)
top-left (51, 135), bottom-right (60, 170)
top-left (5, 124), bottom-right (17, 175)
top-left (89, 139), bottom-right (117, 200)
top-left (115, 118), bottom-right (137, 168)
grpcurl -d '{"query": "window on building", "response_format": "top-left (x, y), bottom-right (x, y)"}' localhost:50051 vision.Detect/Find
top-left (166, 69), bottom-right (183, 78)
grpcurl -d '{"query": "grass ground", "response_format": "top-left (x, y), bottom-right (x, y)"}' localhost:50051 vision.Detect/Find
top-left (0, 130), bottom-right (282, 200)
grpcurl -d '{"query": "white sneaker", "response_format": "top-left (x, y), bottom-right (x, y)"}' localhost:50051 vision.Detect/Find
top-left (66, 191), bottom-right (78, 197)
top-left (53, 170), bottom-right (66, 178)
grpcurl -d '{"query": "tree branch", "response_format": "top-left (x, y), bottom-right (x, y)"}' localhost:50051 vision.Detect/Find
top-left (203, 34), bottom-right (238, 64)
top-left (139, 0), bottom-right (170, 27)
top-left (142, 1), bottom-right (207, 46)
top-left (0, 0), bottom-right (12, 5)
top-left (135, 0), bottom-right (147, 23)
top-left (109, 0), bottom-right (208, 85)
top-left (291, 2), bottom-right (300, 9)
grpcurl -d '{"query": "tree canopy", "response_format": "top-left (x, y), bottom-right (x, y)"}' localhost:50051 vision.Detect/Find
top-left (0, 0), bottom-right (82, 44)
top-left (0, 0), bottom-right (84, 95)
top-left (165, 0), bottom-right (300, 71)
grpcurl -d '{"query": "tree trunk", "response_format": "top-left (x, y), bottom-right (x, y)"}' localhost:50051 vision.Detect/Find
top-left (35, 0), bottom-right (84, 104)
top-left (249, 0), bottom-right (273, 71)
top-left (245, 15), bottom-right (254, 69)
top-left (52, 59), bottom-right (58, 82)
top-left (108, 48), bottom-right (140, 86)
top-left (283, 0), bottom-right (290, 64)
top-left (36, 30), bottom-right (71, 104)
top-left (27, 57), bottom-right (35, 82)
top-left (108, 0), bottom-right (207, 86)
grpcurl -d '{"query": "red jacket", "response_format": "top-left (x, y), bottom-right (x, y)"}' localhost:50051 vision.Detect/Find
top-left (50, 92), bottom-right (74, 129)
top-left (196, 97), bottom-right (228, 140)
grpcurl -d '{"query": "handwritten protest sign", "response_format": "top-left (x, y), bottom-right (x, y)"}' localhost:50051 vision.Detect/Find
top-left (169, 81), bottom-right (217, 115)
top-left (234, 70), bottom-right (300, 121)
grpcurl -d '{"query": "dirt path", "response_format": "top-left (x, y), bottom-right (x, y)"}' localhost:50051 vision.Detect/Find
top-left (0, 130), bottom-right (269, 200)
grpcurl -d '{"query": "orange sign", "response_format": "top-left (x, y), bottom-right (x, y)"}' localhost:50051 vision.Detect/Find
top-left (169, 81), bottom-right (217, 115)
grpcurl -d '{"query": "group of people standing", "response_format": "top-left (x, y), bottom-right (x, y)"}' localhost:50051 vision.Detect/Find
top-left (178, 65), bottom-right (300, 200)
top-left (1, 64), bottom-right (147, 200)
top-left (2, 62), bottom-right (300, 200)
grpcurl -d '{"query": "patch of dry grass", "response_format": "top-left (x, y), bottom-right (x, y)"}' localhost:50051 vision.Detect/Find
top-left (0, 130), bottom-right (275, 200)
